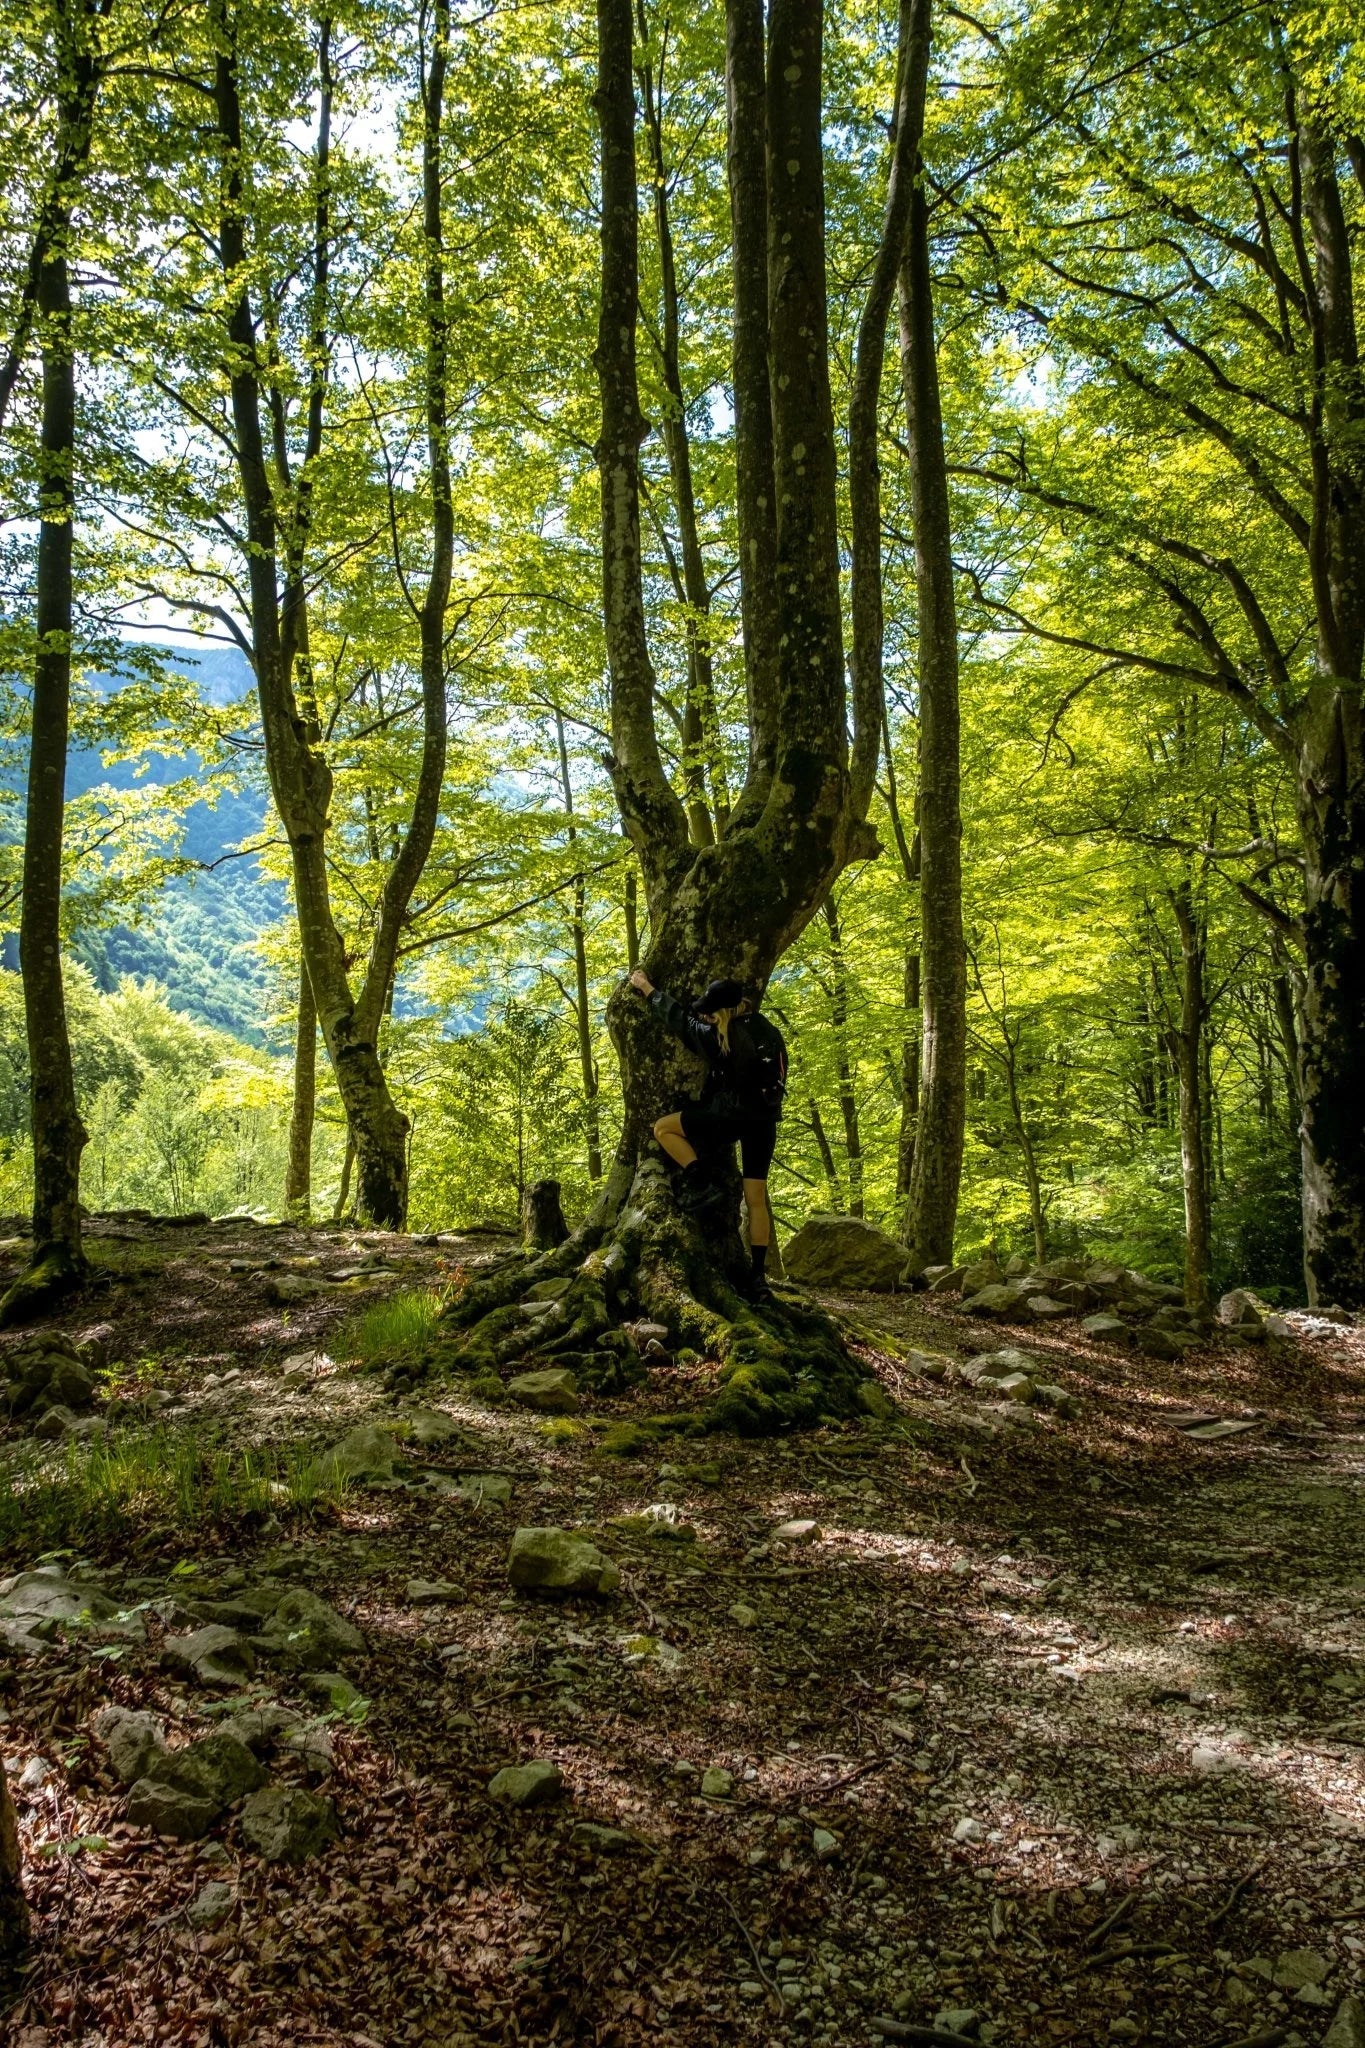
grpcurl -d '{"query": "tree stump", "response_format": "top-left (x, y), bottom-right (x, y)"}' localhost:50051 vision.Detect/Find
top-left (522, 1179), bottom-right (569, 1251)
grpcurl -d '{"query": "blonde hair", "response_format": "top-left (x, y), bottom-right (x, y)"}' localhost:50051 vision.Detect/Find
top-left (712, 1000), bottom-right (752, 1054)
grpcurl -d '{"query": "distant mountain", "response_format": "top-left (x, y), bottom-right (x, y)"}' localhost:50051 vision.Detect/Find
top-left (8, 642), bottom-right (286, 1046)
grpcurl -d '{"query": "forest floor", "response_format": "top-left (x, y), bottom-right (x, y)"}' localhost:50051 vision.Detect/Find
top-left (2, 1214), bottom-right (1364, 2048)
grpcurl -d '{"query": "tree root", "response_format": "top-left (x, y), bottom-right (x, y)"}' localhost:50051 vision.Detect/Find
top-left (0, 1241), bottom-right (86, 1329)
top-left (426, 1154), bottom-right (869, 1436)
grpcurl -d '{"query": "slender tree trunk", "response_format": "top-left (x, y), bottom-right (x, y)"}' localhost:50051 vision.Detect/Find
top-left (285, 950), bottom-right (316, 1218)
top-left (332, 1132), bottom-right (355, 1223)
top-left (808, 1097), bottom-right (841, 1210)
top-left (897, 948), bottom-right (920, 1198)
top-left (3, 23), bottom-right (99, 1324)
top-left (624, 867), bottom-right (640, 970)
top-left (823, 898), bottom-right (863, 1215)
top-left (1000, 1032), bottom-right (1045, 1264)
top-left (1170, 886), bottom-right (1212, 1310)
top-left (895, 0), bottom-right (965, 1269)
top-left (556, 709), bottom-right (603, 1181)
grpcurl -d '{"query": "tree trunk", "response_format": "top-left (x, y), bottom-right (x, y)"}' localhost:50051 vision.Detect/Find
top-left (1171, 886), bottom-right (1212, 1310)
top-left (555, 710), bottom-right (603, 1181)
top-left (438, 0), bottom-right (874, 1437)
top-left (2, 26), bottom-right (99, 1326)
top-left (332, 1132), bottom-right (355, 1224)
top-left (208, 1), bottom-right (452, 1230)
top-left (285, 949), bottom-right (316, 1219)
top-left (523, 1178), bottom-right (569, 1251)
top-left (0, 1762), bottom-right (26, 1976)
top-left (1003, 1042), bottom-right (1046, 1267)
top-left (1295, 759), bottom-right (1365, 1306)
top-left (897, 948), bottom-right (920, 1199)
top-left (823, 898), bottom-right (863, 1215)
top-left (895, 0), bottom-right (966, 1271)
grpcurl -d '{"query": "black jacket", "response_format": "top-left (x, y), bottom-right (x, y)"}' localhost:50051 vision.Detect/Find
top-left (648, 987), bottom-right (787, 1121)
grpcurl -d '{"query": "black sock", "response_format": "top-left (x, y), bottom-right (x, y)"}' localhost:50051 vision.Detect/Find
top-left (750, 1242), bottom-right (768, 1277)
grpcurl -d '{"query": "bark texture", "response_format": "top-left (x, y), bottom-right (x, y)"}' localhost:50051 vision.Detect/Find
top-left (2, 7), bottom-right (100, 1325)
top-left (895, 0), bottom-right (966, 1270)
top-left (285, 953), bottom-right (317, 1219)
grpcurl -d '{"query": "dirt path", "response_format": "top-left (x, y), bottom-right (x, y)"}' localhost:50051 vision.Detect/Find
top-left (2, 1216), bottom-right (1363, 2047)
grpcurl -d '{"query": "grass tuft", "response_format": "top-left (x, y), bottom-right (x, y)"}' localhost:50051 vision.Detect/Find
top-left (0, 1429), bottom-right (348, 1557)
top-left (345, 1288), bottom-right (445, 1368)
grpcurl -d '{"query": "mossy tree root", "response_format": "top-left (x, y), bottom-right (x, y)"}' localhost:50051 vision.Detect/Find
top-left (435, 1151), bottom-right (868, 1434)
top-left (0, 1240), bottom-right (85, 1329)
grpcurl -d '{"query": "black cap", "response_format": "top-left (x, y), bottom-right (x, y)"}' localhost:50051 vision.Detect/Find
top-left (693, 977), bottom-right (748, 1015)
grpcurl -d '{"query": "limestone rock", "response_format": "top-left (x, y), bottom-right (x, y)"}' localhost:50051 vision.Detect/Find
top-left (812, 1827), bottom-right (840, 1861)
top-left (1034, 1383), bottom-right (1083, 1419)
top-left (772, 1518), bottom-right (821, 1545)
top-left (993, 1372), bottom-right (1036, 1404)
top-left (1081, 1313), bottom-right (1132, 1346)
top-left (1218, 1287), bottom-right (1267, 1329)
top-left (507, 1367), bottom-right (579, 1413)
top-left (220, 1705), bottom-right (305, 1755)
top-left (926, 1265), bottom-right (967, 1292)
top-left (240, 1786), bottom-right (339, 1863)
top-left (256, 1587), bottom-right (364, 1669)
top-left (907, 1349), bottom-right (951, 1380)
top-left (508, 1526), bottom-right (620, 1595)
top-left (322, 1425), bottom-right (410, 1487)
top-left (94, 1706), bottom-right (165, 1785)
top-left (162, 1624), bottom-right (257, 1687)
top-left (300, 1670), bottom-right (366, 1714)
top-left (962, 1283), bottom-right (1031, 1321)
top-left (126, 1778), bottom-right (219, 1840)
top-left (958, 1257), bottom-right (1002, 1295)
top-left (32, 1404), bottom-right (79, 1440)
top-left (1025, 1294), bottom-right (1070, 1321)
top-left (0, 1569), bottom-right (118, 1626)
top-left (855, 1379), bottom-right (896, 1419)
top-left (1324, 1994), bottom-right (1365, 2048)
top-left (1137, 1325), bottom-right (1195, 1362)
top-left (488, 1760), bottom-right (563, 1807)
top-left (571, 1821), bottom-right (639, 1853)
top-left (700, 1767), bottom-right (734, 1799)
top-left (783, 1213), bottom-right (908, 1292)
top-left (401, 1406), bottom-right (462, 1447)
top-left (187, 1879), bottom-right (237, 1931)
top-left (1273, 1949), bottom-right (1330, 1990)
top-left (405, 1578), bottom-right (464, 1606)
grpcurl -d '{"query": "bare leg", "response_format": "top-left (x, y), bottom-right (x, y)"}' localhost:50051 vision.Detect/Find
top-left (743, 1178), bottom-right (770, 1244)
top-left (653, 1112), bottom-right (698, 1169)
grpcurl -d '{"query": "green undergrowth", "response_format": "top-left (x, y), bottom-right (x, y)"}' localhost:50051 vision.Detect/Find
top-left (0, 1429), bottom-right (347, 1558)
top-left (345, 1287), bottom-right (445, 1369)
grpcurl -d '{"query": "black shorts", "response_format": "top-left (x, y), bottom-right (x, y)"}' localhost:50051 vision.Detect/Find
top-left (679, 1106), bottom-right (778, 1179)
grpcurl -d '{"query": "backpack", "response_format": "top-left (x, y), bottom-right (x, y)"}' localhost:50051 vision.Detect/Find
top-left (727, 1013), bottom-right (788, 1114)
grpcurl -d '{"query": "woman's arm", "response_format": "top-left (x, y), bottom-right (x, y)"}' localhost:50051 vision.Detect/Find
top-left (629, 970), bottom-right (719, 1063)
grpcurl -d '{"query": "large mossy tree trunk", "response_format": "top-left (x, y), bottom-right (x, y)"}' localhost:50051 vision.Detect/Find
top-left (2, 9), bottom-right (100, 1327)
top-left (440, 0), bottom-right (891, 1434)
top-left (208, 3), bottom-right (451, 1229)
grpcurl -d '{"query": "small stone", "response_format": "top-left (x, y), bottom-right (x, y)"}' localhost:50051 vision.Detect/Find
top-left (952, 1817), bottom-right (987, 1843)
top-left (936, 2013), bottom-right (980, 2040)
top-left (1273, 1949), bottom-right (1331, 1990)
top-left (239, 1786), bottom-right (339, 1863)
top-left (32, 1404), bottom-right (78, 1440)
top-left (186, 1879), bottom-right (236, 1930)
top-left (771, 1518), bottom-right (821, 1545)
top-left (962, 1283), bottom-right (1032, 1320)
top-left (161, 1625), bottom-right (256, 1687)
top-left (18, 1756), bottom-right (54, 1795)
top-left (0, 1570), bottom-right (118, 1626)
top-left (126, 1779), bottom-right (219, 1840)
top-left (94, 1706), bottom-right (166, 1785)
top-left (728, 1602), bottom-right (758, 1628)
top-left (993, 1372), bottom-right (1036, 1404)
top-left (319, 1425), bottom-right (410, 1487)
top-left (508, 1527), bottom-right (620, 1596)
top-left (855, 1380), bottom-right (896, 1419)
top-left (571, 1821), bottom-right (639, 1854)
top-left (907, 1350), bottom-right (951, 1379)
top-left (1033, 1383), bottom-right (1082, 1418)
top-left (405, 1578), bottom-right (464, 1606)
top-left (1025, 1295), bottom-right (1070, 1320)
top-left (1324, 1993), bottom-right (1365, 2047)
top-left (700, 1767), bottom-right (734, 1800)
top-left (299, 1671), bottom-right (365, 1714)
top-left (507, 1368), bottom-right (579, 1414)
top-left (812, 1827), bottom-right (840, 1861)
top-left (256, 1587), bottom-right (364, 1668)
top-left (1082, 1313), bottom-right (1132, 1345)
top-left (401, 1406), bottom-right (461, 1447)
top-left (487, 1761), bottom-right (563, 1808)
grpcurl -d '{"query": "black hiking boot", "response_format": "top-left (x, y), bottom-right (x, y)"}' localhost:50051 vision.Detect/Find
top-left (676, 1161), bottom-right (726, 1215)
